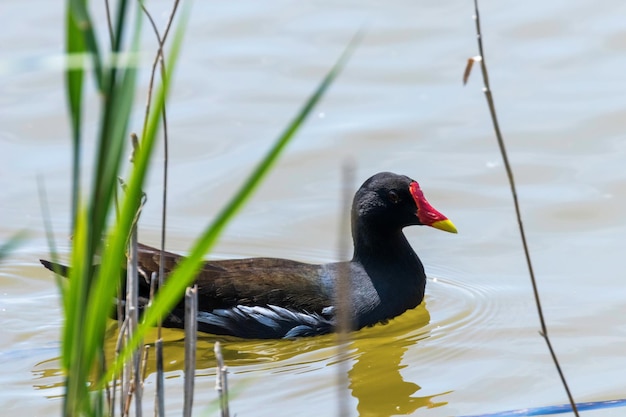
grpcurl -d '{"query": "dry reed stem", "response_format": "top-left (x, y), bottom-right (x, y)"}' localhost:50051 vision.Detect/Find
top-left (141, 345), bottom-right (150, 387)
top-left (154, 338), bottom-right (165, 417)
top-left (118, 134), bottom-right (147, 417)
top-left (113, 317), bottom-right (129, 417)
top-left (127, 220), bottom-right (143, 417)
top-left (183, 285), bottom-right (198, 417)
top-left (214, 342), bottom-right (230, 417)
top-left (465, 1), bottom-right (579, 415)
top-left (335, 162), bottom-right (355, 417)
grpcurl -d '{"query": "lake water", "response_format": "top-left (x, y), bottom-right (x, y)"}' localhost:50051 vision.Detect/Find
top-left (2, 1), bottom-right (626, 416)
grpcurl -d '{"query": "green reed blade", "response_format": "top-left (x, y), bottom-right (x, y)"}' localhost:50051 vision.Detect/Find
top-left (67, 0), bottom-right (104, 91)
top-left (65, 6), bottom-right (85, 229)
top-left (91, 2), bottom-right (191, 386)
top-left (61, 1), bottom-right (144, 414)
top-left (78, 11), bottom-right (145, 392)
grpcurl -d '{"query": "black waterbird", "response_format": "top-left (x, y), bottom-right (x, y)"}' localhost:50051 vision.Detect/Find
top-left (41, 172), bottom-right (456, 339)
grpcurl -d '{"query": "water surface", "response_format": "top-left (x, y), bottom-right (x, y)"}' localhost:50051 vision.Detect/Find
top-left (2, 1), bottom-right (626, 416)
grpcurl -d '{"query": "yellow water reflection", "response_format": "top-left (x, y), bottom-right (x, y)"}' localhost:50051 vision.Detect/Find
top-left (348, 304), bottom-right (450, 416)
top-left (349, 340), bottom-right (450, 415)
top-left (31, 302), bottom-right (453, 415)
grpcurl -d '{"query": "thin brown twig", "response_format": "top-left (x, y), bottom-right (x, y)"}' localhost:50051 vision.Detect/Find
top-left (138, 0), bottom-right (180, 319)
top-left (139, 0), bottom-right (180, 140)
top-left (137, 4), bottom-right (180, 417)
top-left (465, 1), bottom-right (579, 415)
top-left (140, 6), bottom-right (177, 288)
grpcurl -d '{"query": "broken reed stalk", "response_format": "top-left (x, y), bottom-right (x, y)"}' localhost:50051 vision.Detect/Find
top-left (141, 345), bottom-right (150, 388)
top-left (214, 342), bottom-right (230, 417)
top-left (154, 338), bottom-right (165, 417)
top-left (183, 285), bottom-right (198, 417)
top-left (335, 162), bottom-right (355, 417)
top-left (466, 1), bottom-right (579, 415)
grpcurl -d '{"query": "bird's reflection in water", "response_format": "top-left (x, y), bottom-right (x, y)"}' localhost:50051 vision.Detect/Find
top-left (348, 302), bottom-right (451, 416)
top-left (32, 303), bottom-right (452, 415)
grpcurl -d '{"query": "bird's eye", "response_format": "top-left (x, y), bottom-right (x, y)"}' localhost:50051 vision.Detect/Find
top-left (388, 190), bottom-right (400, 204)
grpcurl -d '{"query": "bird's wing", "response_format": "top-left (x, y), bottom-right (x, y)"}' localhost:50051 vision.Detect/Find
top-left (136, 243), bottom-right (333, 313)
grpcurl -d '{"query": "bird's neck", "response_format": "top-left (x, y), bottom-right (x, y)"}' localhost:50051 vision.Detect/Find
top-left (351, 225), bottom-right (424, 279)
top-left (351, 224), bottom-right (427, 317)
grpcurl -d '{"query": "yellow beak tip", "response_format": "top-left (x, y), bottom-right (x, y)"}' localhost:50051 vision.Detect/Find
top-left (431, 219), bottom-right (458, 234)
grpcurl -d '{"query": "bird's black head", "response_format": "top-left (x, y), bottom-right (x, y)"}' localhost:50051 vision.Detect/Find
top-left (351, 172), bottom-right (457, 236)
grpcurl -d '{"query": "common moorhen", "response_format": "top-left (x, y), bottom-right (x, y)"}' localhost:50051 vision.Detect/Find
top-left (41, 172), bottom-right (456, 339)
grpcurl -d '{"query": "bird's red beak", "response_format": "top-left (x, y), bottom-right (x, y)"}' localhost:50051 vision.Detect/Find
top-left (409, 182), bottom-right (457, 233)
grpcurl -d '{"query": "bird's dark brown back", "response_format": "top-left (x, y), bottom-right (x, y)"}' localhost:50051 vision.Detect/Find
top-left (136, 244), bottom-right (331, 314)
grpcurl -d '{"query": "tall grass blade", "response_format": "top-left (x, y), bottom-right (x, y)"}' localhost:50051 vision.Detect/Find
top-left (110, 0), bottom-right (130, 54)
top-left (65, 5), bottom-right (85, 229)
top-left (67, 0), bottom-right (104, 91)
top-left (85, 12), bottom-right (143, 279)
top-left (73, 16), bottom-right (144, 410)
top-left (64, 204), bottom-right (92, 415)
top-left (60, 1), bottom-right (153, 414)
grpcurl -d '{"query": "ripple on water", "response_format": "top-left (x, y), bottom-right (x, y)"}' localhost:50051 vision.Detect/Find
top-left (425, 275), bottom-right (496, 340)
top-left (191, 268), bottom-right (503, 376)
top-left (382, 267), bottom-right (519, 366)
